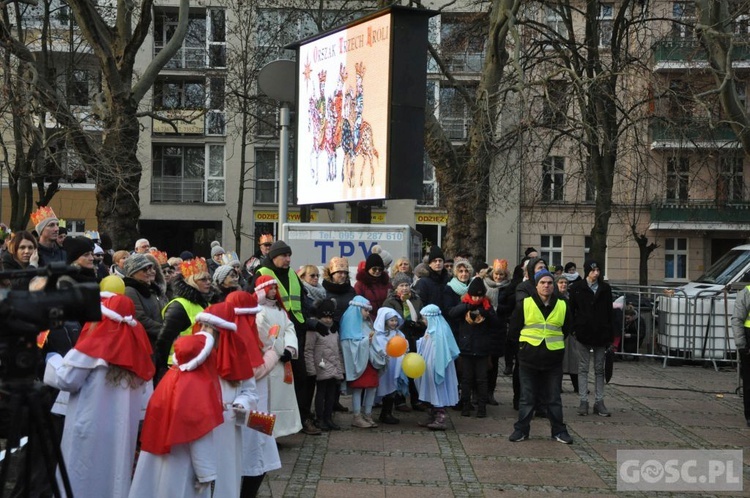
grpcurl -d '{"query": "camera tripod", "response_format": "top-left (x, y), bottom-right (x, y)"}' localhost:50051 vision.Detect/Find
top-left (0, 380), bottom-right (73, 498)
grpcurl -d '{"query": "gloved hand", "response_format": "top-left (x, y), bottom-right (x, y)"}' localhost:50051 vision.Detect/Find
top-left (315, 320), bottom-right (330, 337)
top-left (280, 349), bottom-right (293, 363)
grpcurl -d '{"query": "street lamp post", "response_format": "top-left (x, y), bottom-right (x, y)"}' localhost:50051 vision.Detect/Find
top-left (258, 60), bottom-right (296, 235)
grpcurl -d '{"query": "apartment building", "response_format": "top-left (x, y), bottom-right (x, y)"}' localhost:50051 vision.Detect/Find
top-left (6, 0), bottom-right (747, 277)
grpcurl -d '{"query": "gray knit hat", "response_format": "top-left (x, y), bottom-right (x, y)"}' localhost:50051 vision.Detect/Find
top-left (391, 272), bottom-right (412, 288)
top-left (213, 264), bottom-right (236, 286)
top-left (123, 253), bottom-right (153, 277)
top-left (210, 245), bottom-right (225, 258)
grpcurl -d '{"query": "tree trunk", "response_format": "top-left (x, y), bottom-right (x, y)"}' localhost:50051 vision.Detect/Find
top-left (95, 104), bottom-right (141, 249)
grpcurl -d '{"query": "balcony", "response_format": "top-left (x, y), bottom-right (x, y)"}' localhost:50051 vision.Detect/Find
top-left (151, 178), bottom-right (204, 203)
top-left (152, 110), bottom-right (205, 135)
top-left (650, 199), bottom-right (750, 231)
top-left (650, 118), bottom-right (739, 148)
top-left (653, 39), bottom-right (750, 70)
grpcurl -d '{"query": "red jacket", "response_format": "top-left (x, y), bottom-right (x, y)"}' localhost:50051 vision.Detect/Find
top-left (354, 263), bottom-right (390, 320)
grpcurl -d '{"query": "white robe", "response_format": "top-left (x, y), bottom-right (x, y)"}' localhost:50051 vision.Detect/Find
top-left (128, 430), bottom-right (216, 498)
top-left (241, 359), bottom-right (282, 477)
top-left (44, 351), bottom-right (152, 498)
top-left (256, 304), bottom-right (303, 437)
top-left (213, 376), bottom-right (258, 498)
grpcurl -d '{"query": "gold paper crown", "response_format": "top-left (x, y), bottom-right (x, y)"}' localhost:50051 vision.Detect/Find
top-left (153, 250), bottom-right (169, 266)
top-left (180, 257), bottom-right (208, 278)
top-left (58, 219), bottom-right (67, 228)
top-left (30, 206), bottom-right (57, 226)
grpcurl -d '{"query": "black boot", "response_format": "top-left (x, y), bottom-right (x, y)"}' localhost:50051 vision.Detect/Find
top-left (379, 395), bottom-right (400, 424)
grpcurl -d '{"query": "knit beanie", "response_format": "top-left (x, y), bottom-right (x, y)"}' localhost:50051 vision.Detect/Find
top-left (372, 245), bottom-right (392, 268)
top-left (467, 277), bottom-right (486, 297)
top-left (365, 253), bottom-right (384, 271)
top-left (534, 269), bottom-right (554, 284)
top-left (179, 250), bottom-right (194, 261)
top-left (213, 264), bottom-right (236, 286)
top-left (427, 245), bottom-right (444, 263)
top-left (584, 260), bottom-right (600, 278)
top-left (391, 272), bottom-right (412, 288)
top-left (268, 240), bottom-right (292, 260)
top-left (315, 299), bottom-right (336, 318)
top-left (124, 253), bottom-right (154, 277)
top-left (63, 236), bottom-right (94, 264)
top-left (210, 245), bottom-right (225, 258)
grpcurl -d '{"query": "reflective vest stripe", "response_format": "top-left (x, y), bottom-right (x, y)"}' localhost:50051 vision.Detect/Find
top-left (519, 297), bottom-right (566, 351)
top-left (162, 297), bottom-right (205, 365)
top-left (745, 285), bottom-right (750, 328)
top-left (257, 267), bottom-right (304, 323)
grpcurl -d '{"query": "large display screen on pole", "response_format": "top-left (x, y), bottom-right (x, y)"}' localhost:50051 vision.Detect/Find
top-left (292, 7), bottom-right (435, 206)
top-left (296, 13), bottom-right (392, 204)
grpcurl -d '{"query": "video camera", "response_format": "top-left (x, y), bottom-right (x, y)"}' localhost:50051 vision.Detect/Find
top-left (0, 263), bottom-right (101, 383)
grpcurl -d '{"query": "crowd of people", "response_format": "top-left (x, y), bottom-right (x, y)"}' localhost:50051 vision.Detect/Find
top-left (3, 205), bottom-right (648, 497)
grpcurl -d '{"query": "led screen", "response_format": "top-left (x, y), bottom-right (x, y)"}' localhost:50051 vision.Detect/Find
top-left (296, 12), bottom-right (392, 204)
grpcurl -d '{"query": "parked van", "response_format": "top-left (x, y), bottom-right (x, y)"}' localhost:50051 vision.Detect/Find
top-left (656, 244), bottom-right (750, 360)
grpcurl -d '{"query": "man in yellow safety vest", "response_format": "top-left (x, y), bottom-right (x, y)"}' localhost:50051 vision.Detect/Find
top-left (508, 269), bottom-right (573, 444)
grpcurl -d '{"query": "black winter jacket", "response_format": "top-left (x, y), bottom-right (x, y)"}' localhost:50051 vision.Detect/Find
top-left (568, 278), bottom-right (614, 347)
top-left (449, 301), bottom-right (499, 356)
top-left (124, 277), bottom-right (166, 345)
top-left (322, 278), bottom-right (356, 324)
top-left (413, 267), bottom-right (451, 309)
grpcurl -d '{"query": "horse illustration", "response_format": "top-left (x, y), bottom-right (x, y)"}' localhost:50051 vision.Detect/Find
top-left (307, 70), bottom-right (327, 184)
top-left (323, 64), bottom-right (347, 182)
top-left (351, 62), bottom-right (379, 186)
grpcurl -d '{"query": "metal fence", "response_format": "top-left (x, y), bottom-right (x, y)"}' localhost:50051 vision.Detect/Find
top-left (609, 284), bottom-right (738, 370)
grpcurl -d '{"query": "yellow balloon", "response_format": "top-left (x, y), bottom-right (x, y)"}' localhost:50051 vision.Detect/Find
top-left (100, 275), bottom-right (125, 295)
top-left (401, 352), bottom-right (426, 379)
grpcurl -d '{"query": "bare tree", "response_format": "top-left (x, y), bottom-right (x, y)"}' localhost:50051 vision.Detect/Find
top-left (0, 0), bottom-right (190, 248)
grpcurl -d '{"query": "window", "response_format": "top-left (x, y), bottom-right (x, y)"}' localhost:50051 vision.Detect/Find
top-left (542, 156), bottom-right (565, 202)
top-left (207, 9), bottom-right (226, 68)
top-left (584, 165), bottom-right (596, 202)
top-left (256, 9), bottom-right (319, 66)
top-left (718, 156), bottom-right (744, 201)
top-left (671, 2), bottom-right (695, 39)
top-left (584, 235), bottom-right (592, 259)
top-left (439, 85), bottom-right (475, 141)
top-left (63, 220), bottom-right (86, 236)
top-left (256, 98), bottom-right (278, 137)
top-left (541, 235), bottom-right (563, 269)
top-left (666, 157), bottom-right (689, 200)
top-left (545, 6), bottom-right (568, 39)
top-left (665, 237), bottom-right (687, 279)
top-left (154, 11), bottom-right (207, 69)
top-left (151, 144), bottom-right (225, 203)
top-left (598, 3), bottom-right (614, 48)
top-left (206, 77), bottom-right (226, 135)
top-left (68, 70), bottom-right (90, 106)
top-left (419, 153), bottom-right (438, 207)
top-left (154, 80), bottom-right (205, 110)
top-left (440, 14), bottom-right (487, 72)
top-left (254, 149), bottom-right (294, 205)
top-left (542, 80), bottom-right (568, 125)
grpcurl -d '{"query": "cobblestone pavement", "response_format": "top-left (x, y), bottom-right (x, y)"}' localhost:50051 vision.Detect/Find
top-left (258, 359), bottom-right (750, 497)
